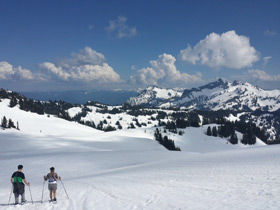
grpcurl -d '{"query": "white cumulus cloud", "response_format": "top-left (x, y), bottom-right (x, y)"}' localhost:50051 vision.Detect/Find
top-left (14, 66), bottom-right (34, 80)
top-left (179, 30), bottom-right (259, 69)
top-left (0, 61), bottom-right (34, 80)
top-left (248, 69), bottom-right (280, 81)
top-left (39, 47), bottom-right (121, 83)
top-left (0, 61), bottom-right (14, 80)
top-left (130, 53), bottom-right (203, 87)
top-left (66, 47), bottom-right (106, 66)
top-left (106, 16), bottom-right (137, 39)
top-left (39, 62), bottom-right (71, 81)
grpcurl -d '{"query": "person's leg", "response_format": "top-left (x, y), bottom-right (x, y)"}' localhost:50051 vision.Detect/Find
top-left (21, 192), bottom-right (26, 203)
top-left (14, 193), bottom-right (19, 204)
top-left (53, 190), bottom-right (56, 201)
top-left (50, 190), bottom-right (53, 200)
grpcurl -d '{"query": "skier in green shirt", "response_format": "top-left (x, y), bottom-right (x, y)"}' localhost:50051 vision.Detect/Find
top-left (11, 165), bottom-right (30, 205)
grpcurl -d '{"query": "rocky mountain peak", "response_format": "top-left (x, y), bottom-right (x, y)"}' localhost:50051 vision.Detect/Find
top-left (126, 79), bottom-right (280, 112)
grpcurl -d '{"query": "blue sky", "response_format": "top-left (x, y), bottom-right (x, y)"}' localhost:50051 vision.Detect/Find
top-left (0, 0), bottom-right (279, 91)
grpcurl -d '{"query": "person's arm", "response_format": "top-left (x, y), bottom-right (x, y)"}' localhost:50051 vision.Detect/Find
top-left (23, 179), bottom-right (30, 186)
top-left (55, 173), bottom-right (61, 180)
top-left (11, 173), bottom-right (15, 184)
top-left (21, 173), bottom-right (29, 186)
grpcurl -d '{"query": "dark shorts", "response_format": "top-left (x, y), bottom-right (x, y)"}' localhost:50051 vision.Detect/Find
top-left (48, 183), bottom-right (57, 191)
top-left (13, 183), bottom-right (25, 195)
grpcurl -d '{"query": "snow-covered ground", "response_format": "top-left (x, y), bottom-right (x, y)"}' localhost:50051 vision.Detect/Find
top-left (0, 101), bottom-right (280, 210)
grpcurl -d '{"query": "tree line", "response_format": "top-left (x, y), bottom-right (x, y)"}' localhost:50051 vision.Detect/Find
top-left (154, 128), bottom-right (181, 151)
top-left (1, 116), bottom-right (19, 130)
top-left (206, 124), bottom-right (256, 145)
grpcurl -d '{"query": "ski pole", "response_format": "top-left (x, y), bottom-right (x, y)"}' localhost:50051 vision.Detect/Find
top-left (60, 179), bottom-right (69, 199)
top-left (41, 180), bottom-right (46, 204)
top-left (8, 184), bottom-right (13, 205)
top-left (28, 185), bottom-right (33, 204)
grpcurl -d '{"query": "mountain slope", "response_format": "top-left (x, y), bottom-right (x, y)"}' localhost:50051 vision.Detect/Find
top-left (127, 79), bottom-right (280, 112)
top-left (127, 86), bottom-right (182, 107)
top-left (0, 96), bottom-right (265, 152)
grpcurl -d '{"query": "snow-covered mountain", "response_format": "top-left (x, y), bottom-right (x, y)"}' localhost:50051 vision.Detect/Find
top-left (127, 79), bottom-right (280, 112)
top-left (127, 86), bottom-right (182, 107)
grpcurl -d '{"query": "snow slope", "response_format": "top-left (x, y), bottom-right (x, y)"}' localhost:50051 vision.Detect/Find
top-left (0, 100), bottom-right (279, 210)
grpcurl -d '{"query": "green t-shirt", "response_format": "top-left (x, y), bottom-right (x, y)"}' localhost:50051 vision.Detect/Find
top-left (12, 171), bottom-right (25, 183)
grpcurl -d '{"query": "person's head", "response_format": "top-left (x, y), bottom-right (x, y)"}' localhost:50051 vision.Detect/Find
top-left (50, 167), bottom-right (55, 172)
top-left (18, 165), bottom-right (23, 171)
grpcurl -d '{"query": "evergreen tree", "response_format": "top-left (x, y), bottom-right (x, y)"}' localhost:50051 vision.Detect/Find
top-left (115, 121), bottom-right (123, 129)
top-left (229, 132), bottom-right (238, 144)
top-left (202, 117), bottom-right (210, 125)
top-left (212, 126), bottom-right (218, 137)
top-left (162, 136), bottom-right (180, 151)
top-left (206, 126), bottom-right (212, 136)
top-left (241, 134), bottom-right (248, 145)
top-left (129, 123), bottom-right (136, 129)
top-left (1, 116), bottom-right (7, 128)
top-left (8, 119), bottom-right (15, 128)
top-left (118, 124), bottom-right (123, 129)
top-left (247, 131), bottom-right (256, 145)
top-left (156, 111), bottom-right (167, 120)
top-left (219, 125), bottom-right (226, 137)
top-left (176, 119), bottom-right (188, 128)
top-left (97, 121), bottom-right (103, 130)
top-left (135, 119), bottom-right (141, 127)
top-left (104, 125), bottom-right (116, 132)
top-left (85, 121), bottom-right (96, 128)
top-left (9, 97), bottom-right (17, 108)
top-left (154, 129), bottom-right (180, 151)
top-left (219, 124), bottom-right (233, 138)
top-left (154, 128), bottom-right (163, 144)
top-left (249, 135), bottom-right (256, 145)
top-left (178, 130), bottom-right (184, 136)
top-left (190, 119), bottom-right (200, 127)
top-left (247, 125), bottom-right (257, 145)
top-left (166, 121), bottom-right (177, 133)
